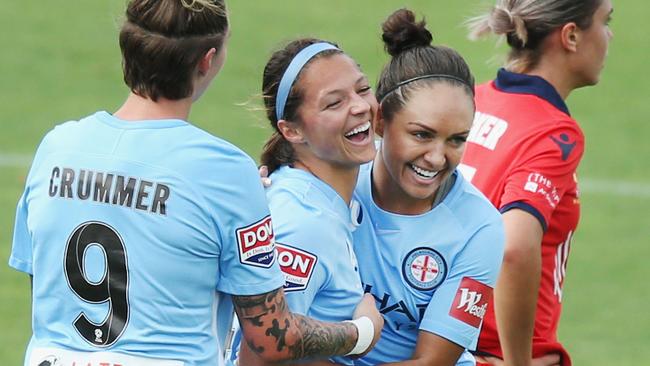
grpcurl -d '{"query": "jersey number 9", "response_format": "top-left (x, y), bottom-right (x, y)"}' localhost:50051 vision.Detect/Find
top-left (64, 221), bottom-right (130, 347)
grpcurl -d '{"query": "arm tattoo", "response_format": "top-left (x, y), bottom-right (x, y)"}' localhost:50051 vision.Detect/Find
top-left (233, 288), bottom-right (357, 361)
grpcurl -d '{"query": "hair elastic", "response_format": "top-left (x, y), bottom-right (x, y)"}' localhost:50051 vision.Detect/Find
top-left (275, 42), bottom-right (339, 121)
top-left (379, 74), bottom-right (474, 102)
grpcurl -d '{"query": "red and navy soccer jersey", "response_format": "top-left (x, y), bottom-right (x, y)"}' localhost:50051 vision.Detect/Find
top-left (459, 69), bottom-right (584, 366)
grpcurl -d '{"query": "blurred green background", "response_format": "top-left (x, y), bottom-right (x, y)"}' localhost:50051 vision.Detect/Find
top-left (1, 1), bottom-right (647, 364)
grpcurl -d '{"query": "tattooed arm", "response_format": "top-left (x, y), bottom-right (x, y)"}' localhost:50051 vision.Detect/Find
top-left (233, 288), bottom-right (381, 363)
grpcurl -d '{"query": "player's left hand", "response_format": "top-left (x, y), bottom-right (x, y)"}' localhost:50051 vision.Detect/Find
top-left (259, 165), bottom-right (272, 187)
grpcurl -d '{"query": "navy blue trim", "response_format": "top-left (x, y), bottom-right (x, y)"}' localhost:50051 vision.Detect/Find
top-left (500, 201), bottom-right (548, 232)
top-left (494, 68), bottom-right (570, 116)
top-left (471, 350), bottom-right (500, 358)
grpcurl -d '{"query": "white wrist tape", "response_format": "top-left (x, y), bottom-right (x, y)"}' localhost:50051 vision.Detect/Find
top-left (344, 316), bottom-right (375, 356)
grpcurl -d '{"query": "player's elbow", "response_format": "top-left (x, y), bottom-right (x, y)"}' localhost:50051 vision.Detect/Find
top-left (501, 240), bottom-right (540, 269)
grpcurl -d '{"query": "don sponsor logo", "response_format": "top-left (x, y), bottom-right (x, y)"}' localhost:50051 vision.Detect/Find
top-left (449, 277), bottom-right (493, 328)
top-left (236, 215), bottom-right (276, 268)
top-left (276, 243), bottom-right (317, 292)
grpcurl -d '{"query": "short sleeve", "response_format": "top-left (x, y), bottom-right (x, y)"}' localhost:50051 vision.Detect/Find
top-left (500, 124), bottom-right (584, 230)
top-left (210, 152), bottom-right (284, 296)
top-left (9, 131), bottom-right (53, 275)
top-left (9, 188), bottom-right (34, 274)
top-left (419, 218), bottom-right (504, 350)
top-left (266, 181), bottom-right (354, 319)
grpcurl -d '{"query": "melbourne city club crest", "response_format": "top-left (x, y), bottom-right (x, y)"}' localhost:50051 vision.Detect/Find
top-left (402, 247), bottom-right (447, 291)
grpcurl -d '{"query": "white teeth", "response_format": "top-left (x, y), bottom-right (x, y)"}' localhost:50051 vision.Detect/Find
top-left (410, 164), bottom-right (439, 179)
top-left (345, 121), bottom-right (371, 137)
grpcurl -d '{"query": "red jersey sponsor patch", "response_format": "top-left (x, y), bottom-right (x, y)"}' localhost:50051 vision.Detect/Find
top-left (276, 243), bottom-right (317, 292)
top-left (523, 172), bottom-right (560, 209)
top-left (236, 215), bottom-right (276, 268)
top-left (449, 277), bottom-right (493, 328)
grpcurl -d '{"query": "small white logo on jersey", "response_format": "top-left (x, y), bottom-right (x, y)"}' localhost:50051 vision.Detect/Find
top-left (94, 329), bottom-right (103, 343)
top-left (467, 112), bottom-right (508, 150)
top-left (457, 288), bottom-right (487, 318)
top-left (524, 173), bottom-right (560, 208)
top-left (524, 181), bottom-right (538, 193)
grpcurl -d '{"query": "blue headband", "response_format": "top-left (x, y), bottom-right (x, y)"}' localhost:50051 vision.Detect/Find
top-left (275, 42), bottom-right (339, 121)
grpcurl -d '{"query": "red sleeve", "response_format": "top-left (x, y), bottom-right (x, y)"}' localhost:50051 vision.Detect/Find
top-left (499, 122), bottom-right (584, 230)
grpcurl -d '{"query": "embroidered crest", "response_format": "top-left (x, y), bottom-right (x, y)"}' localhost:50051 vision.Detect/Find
top-left (402, 247), bottom-right (447, 291)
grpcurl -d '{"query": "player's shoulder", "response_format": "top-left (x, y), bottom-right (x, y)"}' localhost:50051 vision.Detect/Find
top-left (268, 169), bottom-right (349, 234)
top-left (476, 81), bottom-right (577, 128)
top-left (180, 123), bottom-right (255, 164)
top-left (268, 167), bottom-right (341, 214)
top-left (443, 175), bottom-right (505, 256)
top-left (38, 113), bottom-right (97, 147)
top-left (163, 123), bottom-right (259, 180)
top-left (474, 80), bottom-right (495, 97)
top-left (446, 172), bottom-right (502, 227)
top-left (270, 193), bottom-right (348, 263)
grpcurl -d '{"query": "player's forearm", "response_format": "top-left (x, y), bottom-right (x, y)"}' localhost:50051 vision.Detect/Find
top-left (233, 288), bottom-right (357, 363)
top-left (497, 210), bottom-right (544, 366)
top-left (495, 256), bottom-right (540, 366)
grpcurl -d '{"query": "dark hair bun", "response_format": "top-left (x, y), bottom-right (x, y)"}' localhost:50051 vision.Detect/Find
top-left (381, 8), bottom-right (433, 56)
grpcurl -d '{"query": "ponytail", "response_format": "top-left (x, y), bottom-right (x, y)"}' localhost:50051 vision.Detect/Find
top-left (260, 131), bottom-right (295, 174)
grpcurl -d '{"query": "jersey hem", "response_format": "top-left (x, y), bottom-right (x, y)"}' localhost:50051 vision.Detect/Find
top-left (8, 255), bottom-right (32, 275)
top-left (217, 276), bottom-right (285, 296)
top-left (500, 201), bottom-right (548, 232)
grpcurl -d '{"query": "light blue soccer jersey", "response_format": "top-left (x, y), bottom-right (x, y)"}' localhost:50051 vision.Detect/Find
top-left (228, 165), bottom-right (363, 365)
top-left (9, 111), bottom-right (285, 366)
top-left (351, 164), bottom-right (504, 365)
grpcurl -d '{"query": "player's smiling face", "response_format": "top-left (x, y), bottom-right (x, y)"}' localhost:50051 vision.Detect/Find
top-left (375, 83), bottom-right (473, 213)
top-left (290, 54), bottom-right (377, 168)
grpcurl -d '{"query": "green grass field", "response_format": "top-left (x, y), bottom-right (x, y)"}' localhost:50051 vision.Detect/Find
top-left (1, 1), bottom-right (648, 364)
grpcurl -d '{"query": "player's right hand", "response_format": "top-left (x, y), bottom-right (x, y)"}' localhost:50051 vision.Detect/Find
top-left (352, 293), bottom-right (384, 357)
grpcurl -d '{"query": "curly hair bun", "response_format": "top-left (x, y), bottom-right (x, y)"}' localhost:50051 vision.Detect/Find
top-left (381, 8), bottom-right (433, 56)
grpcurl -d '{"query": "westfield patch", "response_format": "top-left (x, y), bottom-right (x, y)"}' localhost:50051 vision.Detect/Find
top-left (449, 277), bottom-right (493, 328)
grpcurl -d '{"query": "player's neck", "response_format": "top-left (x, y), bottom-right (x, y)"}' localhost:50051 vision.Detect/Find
top-left (114, 93), bottom-right (193, 122)
top-left (525, 59), bottom-right (576, 101)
